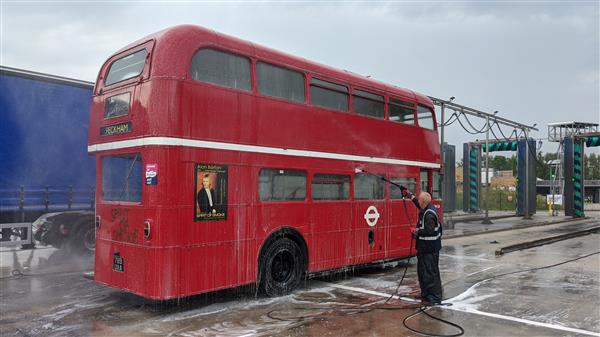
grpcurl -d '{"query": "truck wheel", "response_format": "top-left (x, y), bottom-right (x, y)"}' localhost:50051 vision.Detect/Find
top-left (69, 225), bottom-right (95, 254)
top-left (260, 238), bottom-right (305, 297)
top-left (81, 227), bottom-right (96, 252)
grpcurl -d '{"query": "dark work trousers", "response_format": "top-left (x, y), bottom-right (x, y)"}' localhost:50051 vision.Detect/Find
top-left (417, 252), bottom-right (443, 303)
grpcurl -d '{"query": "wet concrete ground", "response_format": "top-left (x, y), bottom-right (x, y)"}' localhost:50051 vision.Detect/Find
top-left (1, 216), bottom-right (599, 337)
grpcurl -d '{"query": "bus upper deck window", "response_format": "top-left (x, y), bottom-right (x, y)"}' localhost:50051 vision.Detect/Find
top-left (417, 105), bottom-right (435, 130)
top-left (389, 98), bottom-right (415, 125)
top-left (105, 49), bottom-right (148, 86)
top-left (353, 90), bottom-right (384, 119)
top-left (257, 62), bottom-right (305, 103)
top-left (310, 78), bottom-right (348, 112)
top-left (190, 48), bottom-right (251, 91)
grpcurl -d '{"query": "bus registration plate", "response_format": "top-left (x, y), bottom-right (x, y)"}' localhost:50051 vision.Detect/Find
top-left (113, 253), bottom-right (124, 272)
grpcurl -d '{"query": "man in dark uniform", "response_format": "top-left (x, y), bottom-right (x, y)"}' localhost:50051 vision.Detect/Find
top-left (403, 190), bottom-right (443, 304)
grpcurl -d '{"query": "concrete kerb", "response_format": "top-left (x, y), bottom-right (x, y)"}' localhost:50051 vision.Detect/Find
top-left (444, 217), bottom-right (592, 239)
top-left (495, 225), bottom-right (600, 255)
top-left (444, 213), bottom-right (516, 229)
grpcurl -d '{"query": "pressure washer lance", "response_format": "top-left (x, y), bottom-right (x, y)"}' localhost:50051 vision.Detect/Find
top-left (354, 168), bottom-right (407, 192)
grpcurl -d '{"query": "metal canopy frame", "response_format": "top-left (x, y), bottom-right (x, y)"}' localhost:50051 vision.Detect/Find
top-left (429, 96), bottom-right (539, 132)
top-left (547, 122), bottom-right (599, 143)
top-left (428, 95), bottom-right (538, 221)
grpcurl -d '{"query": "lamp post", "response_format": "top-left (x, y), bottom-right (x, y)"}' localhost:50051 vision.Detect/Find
top-left (482, 111), bottom-right (497, 224)
top-left (440, 97), bottom-right (454, 210)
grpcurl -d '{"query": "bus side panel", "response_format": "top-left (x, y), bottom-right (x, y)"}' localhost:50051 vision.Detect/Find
top-left (94, 240), bottom-right (148, 298)
top-left (234, 165), bottom-right (258, 286)
top-left (180, 244), bottom-right (235, 295)
top-left (255, 201), bottom-right (310, 264)
top-left (145, 246), bottom-right (180, 299)
top-left (178, 158), bottom-right (256, 295)
top-left (387, 201), bottom-right (417, 258)
top-left (309, 201), bottom-right (353, 272)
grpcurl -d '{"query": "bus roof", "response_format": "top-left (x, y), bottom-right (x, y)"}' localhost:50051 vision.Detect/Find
top-left (107, 25), bottom-right (432, 107)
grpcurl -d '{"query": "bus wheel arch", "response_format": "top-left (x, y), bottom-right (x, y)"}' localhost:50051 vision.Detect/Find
top-left (257, 227), bottom-right (308, 297)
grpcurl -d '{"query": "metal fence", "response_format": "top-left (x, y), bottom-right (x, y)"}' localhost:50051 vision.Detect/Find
top-left (0, 186), bottom-right (95, 212)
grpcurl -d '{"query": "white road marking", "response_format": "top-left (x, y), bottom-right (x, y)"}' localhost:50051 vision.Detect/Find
top-left (326, 283), bottom-right (420, 303)
top-left (466, 266), bottom-right (496, 277)
top-left (323, 282), bottom-right (600, 337)
top-left (447, 306), bottom-right (600, 337)
top-left (440, 253), bottom-right (493, 262)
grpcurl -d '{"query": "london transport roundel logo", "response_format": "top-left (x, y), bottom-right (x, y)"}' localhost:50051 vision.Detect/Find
top-left (364, 206), bottom-right (380, 227)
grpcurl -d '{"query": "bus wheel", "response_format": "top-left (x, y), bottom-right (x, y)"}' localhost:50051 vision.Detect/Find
top-left (260, 238), bottom-right (304, 297)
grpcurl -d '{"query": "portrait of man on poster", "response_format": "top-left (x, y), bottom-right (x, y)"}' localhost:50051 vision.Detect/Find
top-left (197, 174), bottom-right (218, 214)
top-left (195, 164), bottom-right (228, 221)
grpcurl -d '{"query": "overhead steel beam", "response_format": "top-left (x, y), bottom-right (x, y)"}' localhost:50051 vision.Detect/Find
top-left (469, 138), bottom-right (522, 146)
top-left (428, 96), bottom-right (538, 131)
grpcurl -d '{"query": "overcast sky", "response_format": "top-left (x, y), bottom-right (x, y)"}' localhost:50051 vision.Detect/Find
top-left (1, 1), bottom-right (598, 156)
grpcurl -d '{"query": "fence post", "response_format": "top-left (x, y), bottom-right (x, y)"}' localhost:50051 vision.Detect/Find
top-left (68, 185), bottom-right (73, 209)
top-left (19, 185), bottom-right (25, 222)
top-left (44, 185), bottom-right (50, 210)
top-left (90, 186), bottom-right (95, 210)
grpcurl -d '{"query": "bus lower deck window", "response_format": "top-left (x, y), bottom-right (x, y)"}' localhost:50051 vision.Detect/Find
top-left (420, 170), bottom-right (429, 194)
top-left (259, 169), bottom-right (307, 201)
top-left (390, 177), bottom-right (417, 199)
top-left (312, 174), bottom-right (350, 200)
top-left (354, 173), bottom-right (384, 200)
top-left (102, 154), bottom-right (142, 202)
top-left (432, 171), bottom-right (442, 199)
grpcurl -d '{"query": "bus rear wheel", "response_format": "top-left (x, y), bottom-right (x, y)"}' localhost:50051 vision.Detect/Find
top-left (260, 238), bottom-right (305, 297)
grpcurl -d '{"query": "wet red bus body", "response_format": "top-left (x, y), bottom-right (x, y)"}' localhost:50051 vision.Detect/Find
top-left (88, 25), bottom-right (442, 300)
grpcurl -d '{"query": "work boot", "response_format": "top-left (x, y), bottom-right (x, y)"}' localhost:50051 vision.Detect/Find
top-left (424, 295), bottom-right (442, 305)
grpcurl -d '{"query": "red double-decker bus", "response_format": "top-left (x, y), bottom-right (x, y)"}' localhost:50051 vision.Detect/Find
top-left (88, 25), bottom-right (442, 300)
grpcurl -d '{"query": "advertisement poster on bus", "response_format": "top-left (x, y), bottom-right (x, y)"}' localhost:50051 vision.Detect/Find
top-left (195, 164), bottom-right (228, 221)
top-left (145, 164), bottom-right (158, 185)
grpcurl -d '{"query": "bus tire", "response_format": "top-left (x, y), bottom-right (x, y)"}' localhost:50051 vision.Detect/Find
top-left (260, 237), bottom-right (305, 297)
